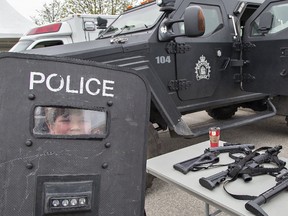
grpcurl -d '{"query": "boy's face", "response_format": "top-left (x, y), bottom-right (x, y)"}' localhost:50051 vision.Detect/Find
top-left (49, 112), bottom-right (91, 135)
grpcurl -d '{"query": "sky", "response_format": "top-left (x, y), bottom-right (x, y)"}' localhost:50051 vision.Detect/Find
top-left (7, 0), bottom-right (54, 21)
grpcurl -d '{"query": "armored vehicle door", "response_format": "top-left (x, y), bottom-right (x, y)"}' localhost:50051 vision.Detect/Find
top-left (242, 0), bottom-right (288, 95)
top-left (0, 53), bottom-right (149, 216)
top-left (173, 0), bottom-right (232, 100)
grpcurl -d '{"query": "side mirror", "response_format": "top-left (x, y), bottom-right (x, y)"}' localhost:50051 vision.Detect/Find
top-left (184, 6), bottom-right (205, 37)
top-left (258, 12), bottom-right (273, 34)
top-left (96, 17), bottom-right (108, 29)
top-left (158, 5), bottom-right (205, 41)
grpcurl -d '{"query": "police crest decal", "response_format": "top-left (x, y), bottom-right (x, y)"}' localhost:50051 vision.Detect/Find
top-left (195, 55), bottom-right (211, 81)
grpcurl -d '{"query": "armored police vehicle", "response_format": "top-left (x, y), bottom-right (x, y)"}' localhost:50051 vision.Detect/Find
top-left (24, 0), bottom-right (288, 141)
top-left (21, 0), bottom-right (288, 189)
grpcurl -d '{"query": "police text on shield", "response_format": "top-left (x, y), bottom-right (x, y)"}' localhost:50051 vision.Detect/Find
top-left (29, 72), bottom-right (114, 97)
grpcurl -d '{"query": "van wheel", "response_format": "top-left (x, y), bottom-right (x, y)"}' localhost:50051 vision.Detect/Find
top-left (206, 106), bottom-right (238, 120)
top-left (146, 123), bottom-right (161, 188)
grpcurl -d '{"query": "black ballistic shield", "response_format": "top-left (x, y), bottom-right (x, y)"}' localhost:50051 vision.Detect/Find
top-left (0, 53), bottom-right (150, 216)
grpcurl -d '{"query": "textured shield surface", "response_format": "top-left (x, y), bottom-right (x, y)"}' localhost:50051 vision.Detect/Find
top-left (0, 53), bottom-right (150, 216)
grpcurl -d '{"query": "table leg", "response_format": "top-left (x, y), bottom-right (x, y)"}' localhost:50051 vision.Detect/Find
top-left (205, 203), bottom-right (222, 216)
top-left (205, 203), bottom-right (210, 216)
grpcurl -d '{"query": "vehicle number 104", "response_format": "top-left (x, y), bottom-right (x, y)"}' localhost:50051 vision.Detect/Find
top-left (155, 56), bottom-right (171, 64)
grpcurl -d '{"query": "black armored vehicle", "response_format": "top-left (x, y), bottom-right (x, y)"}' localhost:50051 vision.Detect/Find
top-left (26, 0), bottom-right (288, 147)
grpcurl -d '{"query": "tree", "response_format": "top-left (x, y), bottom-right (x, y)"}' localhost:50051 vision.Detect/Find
top-left (64, 0), bottom-right (138, 15)
top-left (33, 0), bottom-right (139, 25)
top-left (31, 0), bottom-right (68, 25)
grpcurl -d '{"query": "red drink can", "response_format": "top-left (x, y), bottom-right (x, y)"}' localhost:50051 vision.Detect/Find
top-left (209, 127), bottom-right (220, 148)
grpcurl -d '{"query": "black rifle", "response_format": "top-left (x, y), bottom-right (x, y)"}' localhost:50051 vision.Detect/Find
top-left (173, 143), bottom-right (255, 174)
top-left (199, 146), bottom-right (285, 190)
top-left (245, 169), bottom-right (288, 216)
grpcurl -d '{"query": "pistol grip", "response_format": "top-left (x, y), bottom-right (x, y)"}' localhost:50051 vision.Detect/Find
top-left (199, 171), bottom-right (228, 190)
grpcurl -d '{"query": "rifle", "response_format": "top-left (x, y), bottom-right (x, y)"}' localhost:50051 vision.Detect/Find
top-left (199, 146), bottom-right (286, 190)
top-left (245, 169), bottom-right (288, 216)
top-left (173, 143), bottom-right (255, 174)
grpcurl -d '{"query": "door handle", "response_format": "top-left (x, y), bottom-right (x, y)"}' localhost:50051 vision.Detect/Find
top-left (280, 48), bottom-right (288, 57)
top-left (219, 58), bottom-right (230, 71)
top-left (280, 69), bottom-right (287, 77)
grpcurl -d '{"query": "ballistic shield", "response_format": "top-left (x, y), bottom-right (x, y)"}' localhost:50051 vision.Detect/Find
top-left (0, 53), bottom-right (150, 216)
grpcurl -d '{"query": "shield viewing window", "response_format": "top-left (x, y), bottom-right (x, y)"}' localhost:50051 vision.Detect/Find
top-left (33, 106), bottom-right (107, 137)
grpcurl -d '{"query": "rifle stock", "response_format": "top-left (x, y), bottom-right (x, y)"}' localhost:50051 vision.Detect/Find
top-left (173, 152), bottom-right (219, 174)
top-left (245, 178), bottom-right (288, 216)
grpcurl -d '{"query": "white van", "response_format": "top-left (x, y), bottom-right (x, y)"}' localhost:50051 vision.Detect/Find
top-left (10, 14), bottom-right (117, 52)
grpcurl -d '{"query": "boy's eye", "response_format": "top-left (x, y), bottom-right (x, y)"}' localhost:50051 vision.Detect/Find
top-left (60, 119), bottom-right (70, 123)
top-left (59, 116), bottom-right (71, 123)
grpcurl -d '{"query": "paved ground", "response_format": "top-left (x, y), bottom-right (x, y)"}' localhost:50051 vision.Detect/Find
top-left (145, 110), bottom-right (288, 216)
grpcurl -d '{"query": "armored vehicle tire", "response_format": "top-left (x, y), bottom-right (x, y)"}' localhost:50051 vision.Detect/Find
top-left (146, 123), bottom-right (161, 188)
top-left (206, 106), bottom-right (238, 120)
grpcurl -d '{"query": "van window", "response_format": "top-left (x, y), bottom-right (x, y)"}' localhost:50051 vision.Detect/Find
top-left (33, 40), bottom-right (64, 49)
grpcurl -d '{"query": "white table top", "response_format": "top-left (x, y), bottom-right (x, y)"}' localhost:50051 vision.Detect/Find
top-left (146, 140), bottom-right (288, 216)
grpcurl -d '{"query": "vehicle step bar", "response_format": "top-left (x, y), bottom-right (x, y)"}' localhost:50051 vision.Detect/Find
top-left (185, 99), bottom-right (276, 138)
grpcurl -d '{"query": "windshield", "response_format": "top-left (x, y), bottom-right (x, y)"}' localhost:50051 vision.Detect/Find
top-left (100, 3), bottom-right (163, 37)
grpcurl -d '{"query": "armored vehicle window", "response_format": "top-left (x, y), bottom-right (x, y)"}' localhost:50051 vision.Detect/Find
top-left (251, 3), bottom-right (288, 36)
top-left (179, 5), bottom-right (223, 36)
top-left (33, 106), bottom-right (107, 137)
top-left (100, 3), bottom-right (163, 37)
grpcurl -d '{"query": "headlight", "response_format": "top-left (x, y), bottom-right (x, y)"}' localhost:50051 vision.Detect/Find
top-left (156, 0), bottom-right (163, 6)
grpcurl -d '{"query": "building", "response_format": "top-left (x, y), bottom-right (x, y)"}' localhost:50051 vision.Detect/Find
top-left (0, 0), bottom-right (35, 51)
